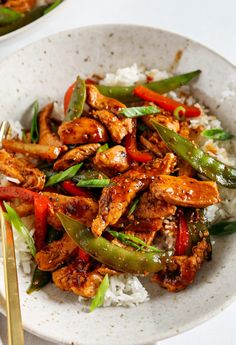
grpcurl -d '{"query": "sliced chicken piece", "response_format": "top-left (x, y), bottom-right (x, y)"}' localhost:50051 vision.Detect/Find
top-left (92, 110), bottom-right (132, 143)
top-left (151, 153), bottom-right (177, 175)
top-left (140, 135), bottom-right (162, 157)
top-left (144, 131), bottom-right (169, 157)
top-left (43, 192), bottom-right (98, 230)
top-left (150, 175), bottom-right (220, 208)
top-left (143, 114), bottom-right (180, 132)
top-left (91, 154), bottom-right (177, 237)
top-left (2, 139), bottom-right (61, 161)
top-left (0, 149), bottom-right (45, 190)
top-left (134, 192), bottom-right (176, 219)
top-left (178, 158), bottom-right (195, 177)
top-left (58, 117), bottom-right (108, 145)
top-left (86, 84), bottom-right (125, 114)
top-left (9, 200), bottom-right (34, 217)
top-left (39, 103), bottom-right (67, 151)
top-left (93, 145), bottom-right (129, 175)
top-left (179, 121), bottom-right (190, 139)
top-left (91, 170), bottom-right (149, 237)
top-left (36, 233), bottom-right (77, 271)
top-left (52, 259), bottom-right (104, 298)
top-left (152, 238), bottom-right (211, 291)
top-left (54, 143), bottom-right (100, 171)
top-left (5, 0), bottom-right (36, 13)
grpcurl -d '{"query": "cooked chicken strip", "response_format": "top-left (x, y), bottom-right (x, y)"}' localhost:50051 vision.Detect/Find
top-left (58, 117), bottom-right (108, 145)
top-left (143, 113), bottom-right (180, 132)
top-left (86, 84), bottom-right (125, 114)
top-left (150, 175), bottom-right (220, 208)
top-left (92, 154), bottom-right (177, 236)
top-left (92, 109), bottom-right (132, 144)
top-left (39, 103), bottom-right (67, 151)
top-left (5, 0), bottom-right (36, 13)
top-left (52, 260), bottom-right (104, 298)
top-left (9, 201), bottom-right (34, 217)
top-left (91, 170), bottom-right (149, 237)
top-left (0, 149), bottom-right (45, 190)
top-left (54, 143), bottom-right (100, 170)
top-left (2, 140), bottom-right (61, 161)
top-left (152, 238), bottom-right (211, 291)
top-left (36, 233), bottom-right (77, 271)
top-left (134, 192), bottom-right (176, 219)
top-left (43, 192), bottom-right (98, 230)
top-left (140, 135), bottom-right (163, 157)
top-left (93, 145), bottom-right (129, 175)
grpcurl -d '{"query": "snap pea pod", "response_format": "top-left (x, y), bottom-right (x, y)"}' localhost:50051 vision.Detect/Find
top-left (58, 213), bottom-right (172, 274)
top-left (97, 70), bottom-right (201, 103)
top-left (64, 75), bottom-right (86, 121)
top-left (152, 121), bottom-right (236, 188)
top-left (27, 267), bottom-right (51, 294)
top-left (0, 8), bottom-right (22, 26)
top-left (0, 5), bottom-right (48, 36)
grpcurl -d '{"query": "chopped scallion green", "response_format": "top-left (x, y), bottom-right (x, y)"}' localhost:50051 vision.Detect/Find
top-left (30, 100), bottom-right (39, 143)
top-left (209, 220), bottom-right (236, 236)
top-left (77, 178), bottom-right (110, 188)
top-left (90, 274), bottom-right (109, 312)
top-left (46, 163), bottom-right (83, 186)
top-left (119, 105), bottom-right (160, 118)
top-left (201, 128), bottom-right (233, 141)
top-left (4, 202), bottom-right (36, 257)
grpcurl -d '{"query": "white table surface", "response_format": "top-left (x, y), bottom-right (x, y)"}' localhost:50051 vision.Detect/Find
top-left (0, 0), bottom-right (236, 344)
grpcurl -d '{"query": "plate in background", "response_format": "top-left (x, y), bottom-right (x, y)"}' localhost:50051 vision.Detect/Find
top-left (0, 0), bottom-right (68, 41)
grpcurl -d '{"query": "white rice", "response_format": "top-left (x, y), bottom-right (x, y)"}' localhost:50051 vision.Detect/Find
top-left (1, 64), bottom-right (236, 308)
top-left (78, 274), bottom-right (149, 308)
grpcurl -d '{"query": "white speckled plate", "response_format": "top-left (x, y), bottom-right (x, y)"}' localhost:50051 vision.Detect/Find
top-left (0, 25), bottom-right (236, 345)
top-left (0, 0), bottom-right (68, 42)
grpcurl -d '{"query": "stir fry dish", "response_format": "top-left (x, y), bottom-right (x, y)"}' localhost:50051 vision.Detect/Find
top-left (0, 0), bottom-right (63, 36)
top-left (1, 67), bottom-right (236, 310)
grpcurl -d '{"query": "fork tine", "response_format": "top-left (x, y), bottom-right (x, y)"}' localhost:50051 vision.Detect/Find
top-left (0, 121), bottom-right (10, 145)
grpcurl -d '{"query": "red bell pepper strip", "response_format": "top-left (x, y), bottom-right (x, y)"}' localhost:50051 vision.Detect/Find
top-left (175, 209), bottom-right (190, 256)
top-left (0, 186), bottom-right (36, 203)
top-left (64, 82), bottom-right (75, 114)
top-left (125, 119), bottom-right (152, 163)
top-left (61, 181), bottom-right (92, 198)
top-left (34, 194), bottom-right (49, 251)
top-left (134, 85), bottom-right (201, 118)
top-left (78, 248), bottom-right (90, 262)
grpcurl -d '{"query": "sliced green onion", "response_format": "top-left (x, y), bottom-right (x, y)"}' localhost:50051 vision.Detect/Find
top-left (0, 7), bottom-right (23, 25)
top-left (97, 143), bottom-right (109, 153)
top-left (201, 128), bottom-right (233, 141)
top-left (119, 105), bottom-right (160, 118)
top-left (209, 221), bottom-right (236, 236)
top-left (4, 202), bottom-right (36, 257)
top-left (90, 274), bottom-right (109, 312)
top-left (108, 230), bottom-right (164, 253)
top-left (22, 129), bottom-right (27, 143)
top-left (64, 75), bottom-right (86, 122)
top-left (127, 197), bottom-right (140, 216)
top-left (46, 163), bottom-right (83, 187)
top-left (30, 100), bottom-right (39, 143)
top-left (173, 106), bottom-right (186, 121)
top-left (77, 178), bottom-right (110, 188)
top-left (44, 0), bottom-right (62, 14)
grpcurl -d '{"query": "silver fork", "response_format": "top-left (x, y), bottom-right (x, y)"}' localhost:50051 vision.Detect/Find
top-left (0, 120), bottom-right (25, 345)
